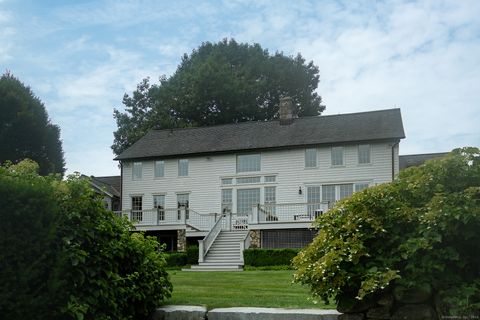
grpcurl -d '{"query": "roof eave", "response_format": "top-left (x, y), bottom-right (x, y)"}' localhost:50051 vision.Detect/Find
top-left (114, 136), bottom-right (405, 162)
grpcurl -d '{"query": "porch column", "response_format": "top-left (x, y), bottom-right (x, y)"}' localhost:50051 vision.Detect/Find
top-left (250, 230), bottom-right (261, 248)
top-left (177, 229), bottom-right (186, 252)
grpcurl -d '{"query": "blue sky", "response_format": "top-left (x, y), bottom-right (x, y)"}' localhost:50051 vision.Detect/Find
top-left (1, 0), bottom-right (479, 176)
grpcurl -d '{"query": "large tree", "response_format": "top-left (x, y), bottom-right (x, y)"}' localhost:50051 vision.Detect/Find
top-left (112, 39), bottom-right (324, 155)
top-left (0, 72), bottom-right (65, 175)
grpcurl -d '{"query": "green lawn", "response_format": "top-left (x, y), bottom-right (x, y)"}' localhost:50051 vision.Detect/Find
top-left (164, 270), bottom-right (332, 310)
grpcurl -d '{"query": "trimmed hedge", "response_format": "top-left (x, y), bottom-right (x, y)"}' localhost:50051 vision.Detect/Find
top-left (166, 245), bottom-right (199, 267)
top-left (186, 245), bottom-right (199, 265)
top-left (165, 252), bottom-right (187, 267)
top-left (244, 248), bottom-right (300, 267)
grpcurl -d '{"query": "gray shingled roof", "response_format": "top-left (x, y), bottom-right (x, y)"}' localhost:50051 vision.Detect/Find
top-left (399, 152), bottom-right (448, 170)
top-left (91, 176), bottom-right (121, 198)
top-left (115, 108), bottom-right (405, 160)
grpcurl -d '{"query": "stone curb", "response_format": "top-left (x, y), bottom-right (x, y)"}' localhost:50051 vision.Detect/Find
top-left (208, 307), bottom-right (340, 320)
top-left (152, 305), bottom-right (340, 320)
top-left (151, 305), bottom-right (207, 320)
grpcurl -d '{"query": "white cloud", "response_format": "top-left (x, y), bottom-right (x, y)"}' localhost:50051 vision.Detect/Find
top-left (4, 0), bottom-right (479, 176)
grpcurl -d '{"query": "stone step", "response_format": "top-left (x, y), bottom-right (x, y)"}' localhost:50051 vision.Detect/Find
top-left (199, 261), bottom-right (243, 266)
top-left (183, 267), bottom-right (243, 272)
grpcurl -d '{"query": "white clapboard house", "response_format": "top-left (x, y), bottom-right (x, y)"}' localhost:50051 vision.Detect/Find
top-left (115, 98), bottom-right (405, 270)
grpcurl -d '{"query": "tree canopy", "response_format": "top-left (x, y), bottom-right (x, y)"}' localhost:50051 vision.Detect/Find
top-left (112, 39), bottom-right (324, 155)
top-left (0, 72), bottom-right (65, 175)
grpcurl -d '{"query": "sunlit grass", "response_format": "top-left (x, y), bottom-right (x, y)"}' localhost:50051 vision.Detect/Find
top-left (164, 270), bottom-right (333, 310)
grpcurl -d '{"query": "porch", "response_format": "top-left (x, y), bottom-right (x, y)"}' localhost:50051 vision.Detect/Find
top-left (115, 202), bottom-right (330, 232)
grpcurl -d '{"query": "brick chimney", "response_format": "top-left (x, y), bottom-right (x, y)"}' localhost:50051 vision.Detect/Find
top-left (279, 96), bottom-right (294, 125)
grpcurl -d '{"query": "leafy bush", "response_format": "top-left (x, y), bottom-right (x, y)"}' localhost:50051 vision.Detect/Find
top-left (293, 147), bottom-right (480, 315)
top-left (244, 248), bottom-right (300, 267)
top-left (0, 161), bottom-right (172, 320)
top-left (0, 160), bottom-right (63, 319)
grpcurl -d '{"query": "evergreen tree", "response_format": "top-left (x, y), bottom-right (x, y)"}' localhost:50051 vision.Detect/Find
top-left (0, 72), bottom-right (65, 175)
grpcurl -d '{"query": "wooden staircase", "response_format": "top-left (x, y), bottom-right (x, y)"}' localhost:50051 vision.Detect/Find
top-left (187, 230), bottom-right (247, 271)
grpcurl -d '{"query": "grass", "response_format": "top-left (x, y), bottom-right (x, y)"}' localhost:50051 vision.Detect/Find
top-left (164, 270), bottom-right (333, 310)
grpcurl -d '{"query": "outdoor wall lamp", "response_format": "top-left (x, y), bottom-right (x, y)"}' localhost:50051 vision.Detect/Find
top-left (298, 186), bottom-right (303, 195)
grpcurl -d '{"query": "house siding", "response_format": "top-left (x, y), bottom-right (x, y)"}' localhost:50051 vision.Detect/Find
top-left (121, 141), bottom-right (398, 213)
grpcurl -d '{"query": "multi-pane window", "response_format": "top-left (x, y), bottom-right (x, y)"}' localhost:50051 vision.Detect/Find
top-left (355, 183), bottom-right (370, 192)
top-left (331, 147), bottom-right (344, 166)
top-left (307, 186), bottom-right (321, 203)
top-left (264, 187), bottom-right (276, 204)
top-left (358, 144), bottom-right (371, 164)
top-left (153, 195), bottom-right (165, 220)
top-left (177, 193), bottom-right (189, 219)
top-left (131, 196), bottom-right (143, 221)
top-left (307, 186), bottom-right (321, 215)
top-left (154, 160), bottom-right (165, 178)
top-left (178, 159), bottom-right (188, 176)
top-left (339, 184), bottom-right (354, 199)
top-left (221, 189), bottom-right (233, 214)
top-left (237, 176), bottom-right (261, 184)
top-left (221, 178), bottom-right (233, 185)
top-left (237, 154), bottom-right (261, 173)
top-left (132, 162), bottom-right (142, 180)
top-left (237, 188), bottom-right (260, 215)
top-left (305, 148), bottom-right (317, 168)
top-left (264, 186), bottom-right (276, 216)
top-left (264, 176), bottom-right (276, 183)
top-left (322, 185), bottom-right (336, 208)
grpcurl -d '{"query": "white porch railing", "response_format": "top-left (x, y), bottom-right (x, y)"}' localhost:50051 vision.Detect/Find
top-left (114, 208), bottom-right (214, 231)
top-left (251, 202), bottom-right (330, 223)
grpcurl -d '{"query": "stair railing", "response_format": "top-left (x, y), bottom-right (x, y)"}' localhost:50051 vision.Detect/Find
top-left (239, 231), bottom-right (251, 264)
top-left (186, 209), bottom-right (215, 231)
top-left (198, 212), bottom-right (227, 263)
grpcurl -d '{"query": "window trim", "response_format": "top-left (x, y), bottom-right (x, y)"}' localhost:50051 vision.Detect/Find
top-left (236, 153), bottom-right (261, 173)
top-left (132, 161), bottom-right (142, 180)
top-left (305, 148), bottom-right (318, 168)
top-left (178, 159), bottom-right (189, 177)
top-left (154, 160), bottom-right (165, 178)
top-left (358, 144), bottom-right (371, 165)
top-left (331, 146), bottom-right (345, 167)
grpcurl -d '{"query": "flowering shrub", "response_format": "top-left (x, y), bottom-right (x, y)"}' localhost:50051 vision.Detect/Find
top-left (293, 147), bottom-right (480, 314)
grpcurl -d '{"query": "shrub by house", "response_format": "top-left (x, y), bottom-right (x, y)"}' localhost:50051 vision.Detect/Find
top-left (293, 147), bottom-right (480, 318)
